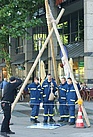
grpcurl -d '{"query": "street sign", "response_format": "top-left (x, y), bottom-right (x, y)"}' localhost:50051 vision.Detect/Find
top-left (79, 61), bottom-right (84, 67)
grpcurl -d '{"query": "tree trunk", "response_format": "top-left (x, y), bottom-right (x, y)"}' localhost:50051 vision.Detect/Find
top-left (3, 44), bottom-right (12, 79)
top-left (5, 59), bottom-right (12, 79)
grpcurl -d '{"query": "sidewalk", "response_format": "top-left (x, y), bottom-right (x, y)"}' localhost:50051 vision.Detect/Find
top-left (83, 101), bottom-right (93, 110)
top-left (0, 101), bottom-right (93, 119)
top-left (0, 100), bottom-right (93, 118)
top-left (0, 101), bottom-right (93, 137)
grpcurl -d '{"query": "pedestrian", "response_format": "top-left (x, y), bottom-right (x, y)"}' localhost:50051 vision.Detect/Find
top-left (1, 78), bottom-right (8, 97)
top-left (58, 77), bottom-right (69, 123)
top-left (27, 77), bottom-right (42, 123)
top-left (0, 78), bottom-right (8, 114)
top-left (67, 77), bottom-right (80, 125)
top-left (81, 82), bottom-right (87, 90)
top-left (42, 74), bottom-right (58, 124)
top-left (0, 76), bottom-right (22, 137)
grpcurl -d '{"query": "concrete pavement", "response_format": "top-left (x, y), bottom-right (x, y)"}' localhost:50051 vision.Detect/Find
top-left (0, 101), bottom-right (93, 137)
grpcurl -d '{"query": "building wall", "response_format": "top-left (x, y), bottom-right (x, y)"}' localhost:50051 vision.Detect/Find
top-left (56, 0), bottom-right (93, 87)
top-left (55, 0), bottom-right (84, 82)
top-left (84, 0), bottom-right (93, 87)
top-left (24, 28), bottom-right (33, 77)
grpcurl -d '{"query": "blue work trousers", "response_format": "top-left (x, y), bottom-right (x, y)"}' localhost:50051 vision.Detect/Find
top-left (30, 104), bottom-right (40, 120)
top-left (59, 102), bottom-right (69, 122)
top-left (43, 101), bottom-right (54, 121)
top-left (68, 104), bottom-right (75, 123)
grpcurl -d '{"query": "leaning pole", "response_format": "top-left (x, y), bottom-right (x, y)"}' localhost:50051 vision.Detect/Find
top-left (48, 3), bottom-right (90, 127)
top-left (11, 7), bottom-right (65, 112)
top-left (45, 0), bottom-right (59, 85)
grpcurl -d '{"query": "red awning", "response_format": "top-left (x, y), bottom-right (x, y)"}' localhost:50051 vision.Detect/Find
top-left (56, 0), bottom-right (66, 5)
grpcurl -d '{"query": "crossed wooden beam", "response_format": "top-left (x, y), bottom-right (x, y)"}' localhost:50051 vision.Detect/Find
top-left (11, 0), bottom-right (90, 127)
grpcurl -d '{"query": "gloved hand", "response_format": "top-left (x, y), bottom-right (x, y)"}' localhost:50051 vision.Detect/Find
top-left (75, 98), bottom-right (83, 105)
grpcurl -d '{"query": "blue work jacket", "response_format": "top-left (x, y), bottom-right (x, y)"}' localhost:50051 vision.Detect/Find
top-left (42, 79), bottom-right (58, 103)
top-left (67, 83), bottom-right (80, 104)
top-left (58, 82), bottom-right (68, 103)
top-left (28, 82), bottom-right (42, 104)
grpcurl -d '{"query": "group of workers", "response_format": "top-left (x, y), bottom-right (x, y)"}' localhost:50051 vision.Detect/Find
top-left (28, 74), bottom-right (81, 125)
top-left (0, 74), bottom-right (80, 137)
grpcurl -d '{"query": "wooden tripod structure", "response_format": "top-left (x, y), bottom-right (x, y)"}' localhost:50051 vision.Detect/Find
top-left (11, 0), bottom-right (90, 127)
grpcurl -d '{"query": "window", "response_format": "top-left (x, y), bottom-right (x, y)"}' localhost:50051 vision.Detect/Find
top-left (32, 26), bottom-right (47, 51)
top-left (15, 37), bottom-right (23, 54)
top-left (58, 9), bottom-right (84, 43)
top-left (57, 21), bottom-right (69, 45)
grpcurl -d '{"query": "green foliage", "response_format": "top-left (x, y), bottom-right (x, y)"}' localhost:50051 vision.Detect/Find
top-left (0, 0), bottom-right (45, 77)
top-left (0, 0), bottom-right (44, 39)
top-left (0, 0), bottom-right (44, 57)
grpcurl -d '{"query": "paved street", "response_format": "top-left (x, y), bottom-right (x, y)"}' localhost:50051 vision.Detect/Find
top-left (0, 101), bottom-right (93, 137)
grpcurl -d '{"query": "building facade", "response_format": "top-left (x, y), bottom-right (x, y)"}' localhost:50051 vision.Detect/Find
top-left (55, 0), bottom-right (93, 87)
top-left (0, 0), bottom-right (93, 87)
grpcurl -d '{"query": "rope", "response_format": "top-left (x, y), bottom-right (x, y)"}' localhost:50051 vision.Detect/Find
top-left (29, 103), bottom-right (77, 106)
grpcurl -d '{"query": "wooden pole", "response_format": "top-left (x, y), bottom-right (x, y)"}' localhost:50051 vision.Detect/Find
top-left (45, 0), bottom-right (59, 84)
top-left (11, 8), bottom-right (65, 112)
top-left (49, 5), bottom-right (90, 127)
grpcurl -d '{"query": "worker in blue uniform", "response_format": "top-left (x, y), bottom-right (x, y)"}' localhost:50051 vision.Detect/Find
top-left (67, 77), bottom-right (81, 125)
top-left (42, 74), bottom-right (58, 124)
top-left (28, 77), bottom-right (42, 123)
top-left (58, 77), bottom-right (69, 123)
